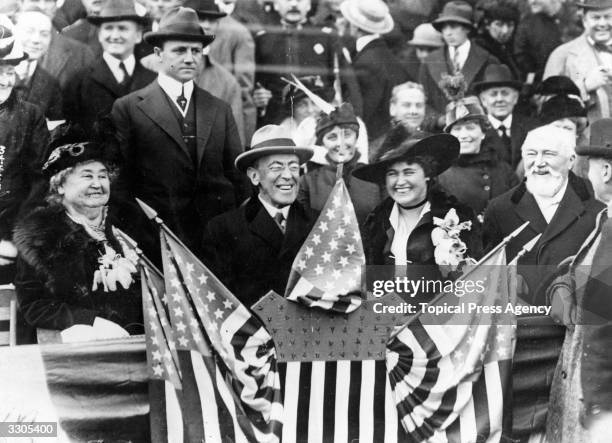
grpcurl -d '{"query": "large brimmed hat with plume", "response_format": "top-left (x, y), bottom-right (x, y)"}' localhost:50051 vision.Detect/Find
top-left (438, 72), bottom-right (487, 132)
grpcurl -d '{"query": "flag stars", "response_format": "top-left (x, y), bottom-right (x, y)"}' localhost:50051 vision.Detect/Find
top-left (332, 269), bottom-right (341, 279)
top-left (197, 273), bottom-right (207, 284)
top-left (314, 264), bottom-right (323, 275)
top-left (333, 195), bottom-right (342, 207)
top-left (346, 243), bottom-right (356, 254)
top-left (326, 208), bottom-right (335, 219)
top-left (319, 221), bottom-right (328, 232)
top-left (223, 300), bottom-right (233, 309)
top-left (152, 350), bottom-right (162, 361)
top-left (185, 262), bottom-right (194, 274)
top-left (174, 306), bottom-right (184, 317)
top-left (338, 256), bottom-right (349, 267)
top-left (305, 246), bottom-right (314, 258)
top-left (206, 291), bottom-right (215, 302)
top-left (168, 340), bottom-right (176, 351)
top-left (153, 365), bottom-right (163, 377)
top-left (176, 321), bottom-right (186, 332)
top-left (343, 213), bottom-right (351, 224)
top-left (190, 318), bottom-right (199, 328)
top-left (178, 336), bottom-right (189, 347)
top-left (149, 321), bottom-right (158, 332)
top-left (170, 278), bottom-right (180, 288)
top-left (352, 231), bottom-right (360, 242)
top-left (297, 259), bottom-right (306, 270)
top-left (163, 349), bottom-right (172, 360)
top-left (214, 309), bottom-right (224, 319)
top-left (171, 292), bottom-right (181, 302)
top-left (322, 252), bottom-right (331, 263)
top-left (329, 239), bottom-right (338, 250)
top-left (312, 234), bottom-right (321, 245)
top-left (335, 227), bottom-right (345, 238)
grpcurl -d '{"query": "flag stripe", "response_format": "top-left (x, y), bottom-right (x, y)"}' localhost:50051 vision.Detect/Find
top-left (384, 374), bottom-right (398, 443)
top-left (165, 381), bottom-right (184, 443)
top-left (296, 362), bottom-right (312, 442)
top-left (484, 363), bottom-right (503, 443)
top-left (322, 361), bottom-right (337, 441)
top-left (281, 362), bottom-right (300, 442)
top-left (308, 361), bottom-right (326, 443)
top-left (333, 361), bottom-right (351, 443)
top-left (359, 360), bottom-right (375, 443)
top-left (473, 366), bottom-right (492, 441)
top-left (178, 352), bottom-right (206, 442)
top-left (373, 360), bottom-right (388, 441)
top-left (347, 360), bottom-right (361, 442)
top-left (214, 364), bottom-right (249, 443)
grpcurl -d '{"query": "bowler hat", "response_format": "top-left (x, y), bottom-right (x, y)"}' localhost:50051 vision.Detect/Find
top-left (0, 24), bottom-right (27, 65)
top-left (144, 7), bottom-right (215, 47)
top-left (352, 131), bottom-right (459, 183)
top-left (407, 23), bottom-right (444, 48)
top-left (88, 0), bottom-right (149, 25)
top-left (235, 125), bottom-right (313, 172)
top-left (444, 96), bottom-right (488, 132)
top-left (535, 75), bottom-right (581, 97)
top-left (575, 0), bottom-right (612, 9)
top-left (472, 64), bottom-right (522, 94)
top-left (577, 118), bottom-right (612, 158)
top-left (340, 0), bottom-right (394, 35)
top-left (183, 0), bottom-right (227, 19)
top-left (432, 1), bottom-right (475, 32)
top-left (539, 94), bottom-right (587, 125)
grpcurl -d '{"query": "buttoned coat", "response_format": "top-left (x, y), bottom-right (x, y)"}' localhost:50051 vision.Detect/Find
top-left (65, 58), bottom-right (156, 131)
top-left (352, 38), bottom-right (411, 140)
top-left (111, 81), bottom-right (247, 256)
top-left (419, 42), bottom-right (500, 114)
top-left (201, 197), bottom-right (314, 308)
top-left (544, 34), bottom-right (611, 121)
top-left (482, 172), bottom-right (603, 438)
top-left (40, 31), bottom-right (95, 93)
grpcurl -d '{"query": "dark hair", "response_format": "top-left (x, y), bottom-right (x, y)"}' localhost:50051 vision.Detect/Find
top-left (386, 154), bottom-right (439, 179)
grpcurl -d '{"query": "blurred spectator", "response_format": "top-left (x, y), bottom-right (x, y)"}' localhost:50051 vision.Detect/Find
top-left (544, 0), bottom-right (612, 122)
top-left (232, 0), bottom-right (277, 35)
top-left (13, 10), bottom-right (64, 121)
top-left (64, 0), bottom-right (155, 131)
top-left (53, 0), bottom-right (88, 29)
top-left (278, 77), bottom-right (325, 137)
top-left (474, 0), bottom-right (521, 80)
top-left (474, 63), bottom-right (538, 168)
top-left (514, 0), bottom-right (562, 83)
top-left (144, 0), bottom-right (183, 27)
top-left (61, 0), bottom-right (111, 55)
top-left (0, 0), bottom-right (20, 22)
top-left (0, 21), bottom-right (50, 284)
top-left (397, 23), bottom-right (443, 81)
top-left (253, 0), bottom-right (362, 127)
top-left (419, 1), bottom-right (499, 115)
top-left (341, 0), bottom-right (410, 141)
top-left (438, 95), bottom-right (518, 216)
top-left (185, 0), bottom-right (256, 143)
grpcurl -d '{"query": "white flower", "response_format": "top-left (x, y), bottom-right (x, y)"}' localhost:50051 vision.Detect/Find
top-left (431, 227), bottom-right (448, 246)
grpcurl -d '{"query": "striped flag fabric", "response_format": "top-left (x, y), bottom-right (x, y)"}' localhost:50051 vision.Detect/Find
top-left (285, 178), bottom-right (364, 313)
top-left (386, 246), bottom-right (514, 443)
top-left (160, 229), bottom-right (283, 443)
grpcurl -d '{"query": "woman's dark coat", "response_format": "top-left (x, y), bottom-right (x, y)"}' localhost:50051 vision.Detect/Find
top-left (13, 204), bottom-right (144, 339)
top-left (362, 188), bottom-right (482, 304)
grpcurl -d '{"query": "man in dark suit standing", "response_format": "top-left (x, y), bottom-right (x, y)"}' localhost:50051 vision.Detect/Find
top-left (419, 1), bottom-right (499, 116)
top-left (340, 0), bottom-right (410, 142)
top-left (111, 6), bottom-right (247, 257)
top-left (65, 0), bottom-right (155, 131)
top-left (473, 64), bottom-right (538, 168)
top-left (202, 125), bottom-right (314, 307)
top-left (482, 124), bottom-right (604, 440)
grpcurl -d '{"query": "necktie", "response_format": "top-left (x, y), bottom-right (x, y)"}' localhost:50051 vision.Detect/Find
top-left (274, 212), bottom-right (286, 234)
top-left (452, 48), bottom-right (461, 73)
top-left (118, 61), bottom-right (130, 86)
top-left (177, 84), bottom-right (187, 111)
top-left (499, 124), bottom-right (512, 160)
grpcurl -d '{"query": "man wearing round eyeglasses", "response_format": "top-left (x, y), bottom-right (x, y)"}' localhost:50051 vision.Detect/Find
top-left (201, 125), bottom-right (314, 307)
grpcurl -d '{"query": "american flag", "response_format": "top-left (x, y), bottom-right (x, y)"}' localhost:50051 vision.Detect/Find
top-left (386, 246), bottom-right (515, 442)
top-left (160, 229), bottom-right (283, 443)
top-left (285, 178), bottom-right (364, 313)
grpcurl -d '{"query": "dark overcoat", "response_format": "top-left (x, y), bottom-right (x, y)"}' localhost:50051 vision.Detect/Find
top-left (40, 31), bottom-right (95, 92)
top-left (484, 111), bottom-right (539, 168)
top-left (14, 66), bottom-right (64, 121)
top-left (201, 197), bottom-right (314, 308)
top-left (352, 38), bottom-right (411, 140)
top-left (13, 204), bottom-right (144, 340)
top-left (0, 93), bottom-right (49, 241)
top-left (111, 81), bottom-right (248, 256)
top-left (64, 58), bottom-right (156, 131)
top-left (419, 42), bottom-right (499, 114)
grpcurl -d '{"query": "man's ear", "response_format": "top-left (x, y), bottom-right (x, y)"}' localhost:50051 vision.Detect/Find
top-left (603, 159), bottom-right (612, 184)
top-left (247, 166), bottom-right (260, 186)
top-left (153, 46), bottom-right (162, 58)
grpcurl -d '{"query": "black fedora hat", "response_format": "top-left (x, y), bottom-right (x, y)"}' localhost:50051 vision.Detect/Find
top-left (539, 94), bottom-right (587, 125)
top-left (88, 0), bottom-right (149, 25)
top-left (183, 0), bottom-right (227, 18)
top-left (535, 75), bottom-right (581, 97)
top-left (432, 1), bottom-right (475, 32)
top-left (472, 64), bottom-right (522, 94)
top-left (576, 118), bottom-right (612, 158)
top-left (575, 0), bottom-right (612, 9)
top-left (144, 7), bottom-right (215, 47)
top-left (352, 132), bottom-right (459, 183)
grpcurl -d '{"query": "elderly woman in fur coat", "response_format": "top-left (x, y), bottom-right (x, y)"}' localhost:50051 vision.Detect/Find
top-left (353, 128), bottom-right (482, 304)
top-left (13, 125), bottom-right (144, 343)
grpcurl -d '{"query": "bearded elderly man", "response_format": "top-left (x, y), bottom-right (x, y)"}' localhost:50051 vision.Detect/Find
top-left (201, 125), bottom-right (314, 307)
top-left (482, 124), bottom-right (603, 440)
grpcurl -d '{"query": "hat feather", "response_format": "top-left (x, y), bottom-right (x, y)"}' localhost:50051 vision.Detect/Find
top-left (438, 72), bottom-right (467, 102)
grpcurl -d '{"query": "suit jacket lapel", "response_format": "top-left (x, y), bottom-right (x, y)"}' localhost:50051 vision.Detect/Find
top-left (462, 44), bottom-right (486, 87)
top-left (41, 32), bottom-right (69, 77)
top-left (90, 60), bottom-right (124, 97)
top-left (137, 83), bottom-right (191, 160)
top-left (194, 87), bottom-right (215, 167)
top-left (248, 199), bottom-right (284, 252)
top-left (280, 203), bottom-right (310, 259)
top-left (540, 183), bottom-right (585, 244)
top-left (514, 190), bottom-right (548, 235)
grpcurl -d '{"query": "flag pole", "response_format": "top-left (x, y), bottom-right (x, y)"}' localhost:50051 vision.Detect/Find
top-left (508, 233), bottom-right (541, 266)
top-left (388, 221), bottom-right (531, 340)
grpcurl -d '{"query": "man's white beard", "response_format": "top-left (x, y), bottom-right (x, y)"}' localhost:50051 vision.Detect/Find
top-left (525, 168), bottom-right (567, 198)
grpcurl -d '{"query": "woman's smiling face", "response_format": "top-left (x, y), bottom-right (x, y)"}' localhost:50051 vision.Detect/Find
top-left (59, 161), bottom-right (110, 212)
top-left (385, 161), bottom-right (429, 207)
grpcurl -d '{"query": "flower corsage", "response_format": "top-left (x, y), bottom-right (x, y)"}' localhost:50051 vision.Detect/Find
top-left (431, 209), bottom-right (476, 276)
top-left (93, 244), bottom-right (138, 292)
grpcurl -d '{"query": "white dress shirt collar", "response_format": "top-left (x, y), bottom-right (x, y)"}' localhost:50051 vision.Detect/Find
top-left (448, 39), bottom-right (471, 71)
top-left (532, 178), bottom-right (568, 223)
top-left (103, 52), bottom-right (135, 83)
top-left (258, 194), bottom-right (290, 220)
top-left (157, 73), bottom-right (194, 116)
top-left (488, 114), bottom-right (513, 134)
top-left (356, 34), bottom-right (380, 53)
top-left (389, 201), bottom-right (431, 265)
